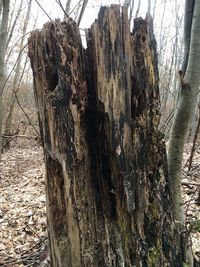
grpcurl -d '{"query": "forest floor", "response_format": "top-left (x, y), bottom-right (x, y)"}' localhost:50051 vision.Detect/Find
top-left (0, 142), bottom-right (49, 266)
top-left (0, 141), bottom-right (199, 266)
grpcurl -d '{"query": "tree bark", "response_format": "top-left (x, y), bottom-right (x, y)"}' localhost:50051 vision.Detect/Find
top-left (0, 0), bottom-right (10, 157)
top-left (167, 1), bottom-right (200, 265)
top-left (29, 6), bottom-right (182, 267)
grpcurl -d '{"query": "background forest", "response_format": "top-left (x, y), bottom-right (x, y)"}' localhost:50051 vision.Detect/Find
top-left (0, 0), bottom-right (199, 266)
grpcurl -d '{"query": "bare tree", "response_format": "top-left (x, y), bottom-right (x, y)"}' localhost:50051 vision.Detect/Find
top-left (123, 0), bottom-right (134, 19)
top-left (181, 0), bottom-right (195, 75)
top-left (3, 0), bottom-right (32, 150)
top-left (6, 0), bottom-right (23, 50)
top-left (135, 0), bottom-right (141, 17)
top-left (0, 0), bottom-right (10, 157)
top-left (168, 0), bottom-right (200, 265)
top-left (77, 0), bottom-right (88, 26)
top-left (147, 0), bottom-right (151, 14)
top-left (0, 1), bottom-right (3, 18)
top-left (65, 0), bottom-right (72, 17)
top-left (157, 0), bottom-right (184, 137)
top-left (129, 0), bottom-right (134, 19)
top-left (0, 0), bottom-right (10, 95)
top-left (152, 0), bottom-right (157, 20)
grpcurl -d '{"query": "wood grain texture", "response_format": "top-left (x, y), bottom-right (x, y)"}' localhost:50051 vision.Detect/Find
top-left (29, 6), bottom-right (182, 266)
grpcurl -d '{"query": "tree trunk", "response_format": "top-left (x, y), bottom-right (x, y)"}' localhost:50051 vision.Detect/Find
top-left (167, 1), bottom-right (200, 265)
top-left (3, 0), bottom-right (32, 150)
top-left (64, 0), bottom-right (72, 17)
top-left (28, 6), bottom-right (183, 267)
top-left (0, 0), bottom-right (10, 157)
top-left (0, 0), bottom-right (3, 19)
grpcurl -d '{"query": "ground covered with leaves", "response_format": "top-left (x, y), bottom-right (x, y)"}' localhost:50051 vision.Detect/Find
top-left (0, 142), bottom-right (199, 266)
top-left (0, 143), bottom-right (49, 266)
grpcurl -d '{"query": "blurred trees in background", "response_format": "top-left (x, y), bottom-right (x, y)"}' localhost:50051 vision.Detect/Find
top-left (3, 0), bottom-right (33, 150)
top-left (0, 0), bottom-right (189, 153)
top-left (0, 0), bottom-right (189, 152)
top-left (0, 0), bottom-right (39, 153)
top-left (0, 0), bottom-right (10, 158)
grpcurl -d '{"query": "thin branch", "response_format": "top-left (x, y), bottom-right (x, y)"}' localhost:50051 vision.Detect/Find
top-left (135, 0), bottom-right (141, 17)
top-left (68, 0), bottom-right (82, 16)
top-left (147, 0), bottom-right (151, 15)
top-left (17, 55), bottom-right (28, 91)
top-left (6, 0), bottom-right (23, 50)
top-left (1, 43), bottom-right (28, 96)
top-left (152, 0), bottom-right (157, 20)
top-left (55, 0), bottom-right (68, 19)
top-left (1, 134), bottom-right (38, 139)
top-left (25, 223), bottom-right (43, 240)
top-left (77, 0), bottom-right (88, 26)
top-left (14, 90), bottom-right (40, 136)
top-left (64, 0), bottom-right (72, 16)
top-left (33, 0), bottom-right (52, 22)
top-left (6, 30), bottom-right (39, 63)
top-left (159, 0), bottom-right (167, 53)
top-left (129, 0), bottom-right (134, 19)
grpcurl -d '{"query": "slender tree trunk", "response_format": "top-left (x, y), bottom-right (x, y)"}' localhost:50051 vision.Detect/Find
top-left (167, 0), bottom-right (200, 265)
top-left (29, 6), bottom-right (183, 266)
top-left (0, 0), bottom-right (10, 95)
top-left (181, 0), bottom-right (195, 75)
top-left (76, 0), bottom-right (88, 26)
top-left (0, 0), bottom-right (3, 19)
top-left (168, 0), bottom-right (200, 230)
top-left (6, 0), bottom-right (23, 51)
top-left (135, 0), bottom-right (141, 17)
top-left (64, 0), bottom-right (72, 17)
top-left (0, 0), bottom-right (10, 157)
top-left (3, 0), bottom-right (32, 150)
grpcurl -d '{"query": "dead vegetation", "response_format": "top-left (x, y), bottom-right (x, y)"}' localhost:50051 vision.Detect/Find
top-left (0, 141), bottom-right (49, 266)
top-left (0, 139), bottom-right (199, 266)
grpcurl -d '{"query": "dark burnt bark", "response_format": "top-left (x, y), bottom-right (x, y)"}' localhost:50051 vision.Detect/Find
top-left (28, 5), bottom-right (182, 267)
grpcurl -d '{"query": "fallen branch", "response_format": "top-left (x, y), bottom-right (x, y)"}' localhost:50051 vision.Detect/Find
top-left (0, 237), bottom-right (48, 266)
top-left (25, 223), bottom-right (43, 240)
top-left (1, 134), bottom-right (38, 139)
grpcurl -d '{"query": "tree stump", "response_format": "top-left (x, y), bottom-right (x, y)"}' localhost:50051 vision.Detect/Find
top-left (28, 5), bottom-right (182, 267)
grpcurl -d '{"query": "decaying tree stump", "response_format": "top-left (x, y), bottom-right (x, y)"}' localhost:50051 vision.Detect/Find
top-left (28, 5), bottom-right (182, 267)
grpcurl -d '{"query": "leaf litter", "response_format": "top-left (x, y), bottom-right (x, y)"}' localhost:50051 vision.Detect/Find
top-left (0, 144), bottom-right (49, 266)
top-left (0, 141), bottom-right (199, 266)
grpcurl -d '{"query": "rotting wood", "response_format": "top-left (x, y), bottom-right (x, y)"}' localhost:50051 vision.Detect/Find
top-left (28, 6), bottom-right (183, 266)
